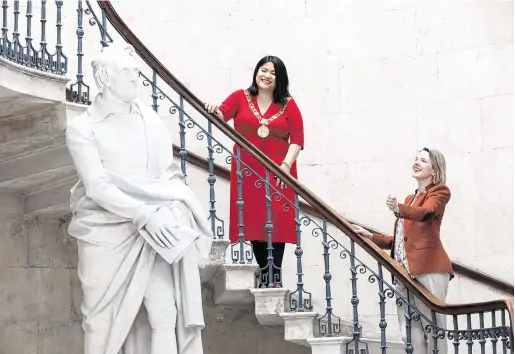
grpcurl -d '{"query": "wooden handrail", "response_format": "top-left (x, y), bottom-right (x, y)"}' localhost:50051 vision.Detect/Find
top-left (97, 0), bottom-right (514, 326)
top-left (172, 144), bottom-right (514, 295)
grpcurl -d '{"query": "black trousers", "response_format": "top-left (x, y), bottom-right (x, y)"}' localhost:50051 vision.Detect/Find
top-left (251, 241), bottom-right (285, 285)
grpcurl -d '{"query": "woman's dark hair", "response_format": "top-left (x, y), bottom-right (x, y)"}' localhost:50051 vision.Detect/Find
top-left (247, 55), bottom-right (290, 106)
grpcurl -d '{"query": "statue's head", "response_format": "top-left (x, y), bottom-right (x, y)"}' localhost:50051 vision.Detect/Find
top-left (91, 44), bottom-right (139, 103)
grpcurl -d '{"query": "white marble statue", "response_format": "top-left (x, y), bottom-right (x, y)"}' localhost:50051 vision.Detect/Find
top-left (65, 44), bottom-right (213, 354)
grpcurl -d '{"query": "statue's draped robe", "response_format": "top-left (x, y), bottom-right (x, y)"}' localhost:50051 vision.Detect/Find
top-left (66, 94), bottom-right (213, 354)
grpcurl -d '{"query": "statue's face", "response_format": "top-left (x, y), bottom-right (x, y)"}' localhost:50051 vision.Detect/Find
top-left (108, 56), bottom-right (139, 102)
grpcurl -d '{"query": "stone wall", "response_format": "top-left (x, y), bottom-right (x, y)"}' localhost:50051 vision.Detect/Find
top-left (0, 216), bottom-right (82, 354)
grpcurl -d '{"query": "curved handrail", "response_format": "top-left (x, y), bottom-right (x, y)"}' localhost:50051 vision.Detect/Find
top-left (97, 0), bottom-right (514, 327)
top-left (169, 143), bottom-right (514, 294)
top-left (348, 218), bottom-right (514, 294)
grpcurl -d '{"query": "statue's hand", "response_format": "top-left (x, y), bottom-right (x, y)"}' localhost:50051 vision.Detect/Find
top-left (144, 208), bottom-right (180, 248)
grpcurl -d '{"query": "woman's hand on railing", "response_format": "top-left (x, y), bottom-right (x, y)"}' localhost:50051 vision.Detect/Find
top-left (275, 162), bottom-right (291, 189)
top-left (204, 102), bottom-right (224, 120)
top-left (352, 224), bottom-right (373, 240)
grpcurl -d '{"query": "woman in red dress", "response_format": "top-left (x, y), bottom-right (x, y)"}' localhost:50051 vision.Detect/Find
top-left (205, 56), bottom-right (304, 287)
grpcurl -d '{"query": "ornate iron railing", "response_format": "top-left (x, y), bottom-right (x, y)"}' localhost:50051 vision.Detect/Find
top-left (0, 1), bottom-right (513, 353)
top-left (0, 0), bottom-right (67, 73)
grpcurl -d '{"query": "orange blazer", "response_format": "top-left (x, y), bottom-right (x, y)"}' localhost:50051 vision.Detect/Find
top-left (371, 183), bottom-right (454, 278)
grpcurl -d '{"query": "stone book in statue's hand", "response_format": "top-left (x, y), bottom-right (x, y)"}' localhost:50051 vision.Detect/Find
top-left (141, 206), bottom-right (200, 265)
top-left (144, 208), bottom-right (180, 248)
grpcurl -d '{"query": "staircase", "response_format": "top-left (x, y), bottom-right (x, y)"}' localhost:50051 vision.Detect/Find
top-left (0, 1), bottom-right (512, 354)
top-left (0, 55), bottom-right (85, 216)
top-left (0, 64), bottom-right (387, 351)
top-left (0, 55), bottom-right (389, 353)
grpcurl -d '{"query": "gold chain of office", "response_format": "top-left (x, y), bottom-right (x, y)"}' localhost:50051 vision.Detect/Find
top-left (244, 90), bottom-right (290, 138)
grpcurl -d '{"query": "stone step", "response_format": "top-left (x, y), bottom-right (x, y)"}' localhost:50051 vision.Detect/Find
top-left (0, 103), bottom-right (64, 146)
top-left (0, 102), bottom-right (85, 169)
top-left (0, 56), bottom-right (68, 101)
top-left (213, 263), bottom-right (259, 306)
top-left (281, 312), bottom-right (320, 347)
top-left (201, 239), bottom-right (230, 283)
top-left (248, 288), bottom-right (356, 347)
top-left (307, 336), bottom-right (405, 354)
top-left (308, 337), bottom-right (346, 354)
top-left (0, 56), bottom-right (84, 217)
top-left (0, 95), bottom-right (86, 215)
top-left (209, 242), bottom-right (359, 351)
top-left (251, 287), bottom-right (289, 326)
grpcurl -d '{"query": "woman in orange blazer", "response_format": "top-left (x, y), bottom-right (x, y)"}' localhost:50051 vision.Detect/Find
top-left (353, 147), bottom-right (452, 354)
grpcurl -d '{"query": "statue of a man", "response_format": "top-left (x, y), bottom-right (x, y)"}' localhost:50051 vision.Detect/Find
top-left (66, 44), bottom-right (213, 354)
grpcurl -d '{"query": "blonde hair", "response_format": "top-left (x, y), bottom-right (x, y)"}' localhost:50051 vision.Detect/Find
top-left (421, 147), bottom-right (446, 185)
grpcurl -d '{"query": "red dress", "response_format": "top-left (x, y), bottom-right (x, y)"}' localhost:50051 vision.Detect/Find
top-left (219, 89), bottom-right (305, 244)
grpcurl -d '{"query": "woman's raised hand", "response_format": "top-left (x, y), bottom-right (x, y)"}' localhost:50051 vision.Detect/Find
top-left (386, 195), bottom-right (399, 213)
